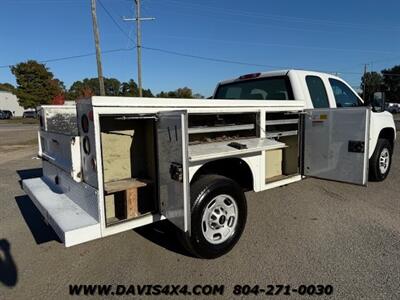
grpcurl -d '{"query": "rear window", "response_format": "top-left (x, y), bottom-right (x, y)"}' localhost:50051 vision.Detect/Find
top-left (215, 76), bottom-right (294, 100)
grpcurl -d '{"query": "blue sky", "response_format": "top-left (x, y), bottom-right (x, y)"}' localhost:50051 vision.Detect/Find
top-left (0, 0), bottom-right (399, 96)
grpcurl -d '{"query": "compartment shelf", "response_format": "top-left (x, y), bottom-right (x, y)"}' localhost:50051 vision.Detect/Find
top-left (189, 137), bottom-right (286, 162)
top-left (266, 130), bottom-right (298, 138)
top-left (265, 119), bottom-right (299, 125)
top-left (188, 123), bottom-right (255, 134)
top-left (104, 178), bottom-right (150, 195)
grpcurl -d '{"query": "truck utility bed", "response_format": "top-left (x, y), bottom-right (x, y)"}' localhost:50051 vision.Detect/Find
top-left (23, 100), bottom-right (307, 246)
top-left (21, 94), bottom-right (374, 252)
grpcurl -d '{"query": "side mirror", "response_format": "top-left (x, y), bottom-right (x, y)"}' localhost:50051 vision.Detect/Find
top-left (371, 91), bottom-right (386, 112)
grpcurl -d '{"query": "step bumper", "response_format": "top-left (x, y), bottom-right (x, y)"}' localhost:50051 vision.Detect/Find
top-left (22, 177), bottom-right (101, 247)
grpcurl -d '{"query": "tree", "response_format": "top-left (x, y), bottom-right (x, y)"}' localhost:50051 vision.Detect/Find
top-left (119, 79), bottom-right (153, 97)
top-left (156, 87), bottom-right (202, 98)
top-left (52, 94), bottom-right (65, 105)
top-left (10, 60), bottom-right (64, 108)
top-left (104, 78), bottom-right (121, 96)
top-left (67, 78), bottom-right (112, 99)
top-left (119, 79), bottom-right (138, 96)
top-left (175, 87), bottom-right (193, 98)
top-left (382, 65), bottom-right (400, 102)
top-left (193, 93), bottom-right (205, 99)
top-left (0, 83), bottom-right (15, 93)
top-left (360, 72), bottom-right (383, 101)
top-left (142, 88), bottom-right (154, 97)
top-left (67, 77), bottom-right (153, 100)
top-left (67, 80), bottom-right (90, 100)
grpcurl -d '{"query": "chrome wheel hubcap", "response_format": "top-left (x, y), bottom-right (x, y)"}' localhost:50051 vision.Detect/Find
top-left (201, 194), bottom-right (238, 245)
top-left (379, 148), bottom-right (390, 174)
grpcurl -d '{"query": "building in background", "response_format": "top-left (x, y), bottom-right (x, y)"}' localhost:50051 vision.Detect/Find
top-left (0, 91), bottom-right (24, 116)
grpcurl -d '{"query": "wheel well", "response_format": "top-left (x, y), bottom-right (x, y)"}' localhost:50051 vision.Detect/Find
top-left (191, 158), bottom-right (254, 191)
top-left (378, 128), bottom-right (395, 149)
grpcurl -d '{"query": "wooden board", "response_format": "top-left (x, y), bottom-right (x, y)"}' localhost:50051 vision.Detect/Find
top-left (104, 178), bottom-right (148, 194)
top-left (125, 187), bottom-right (139, 218)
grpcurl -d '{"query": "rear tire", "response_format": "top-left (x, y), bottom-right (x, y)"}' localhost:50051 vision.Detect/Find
top-left (369, 138), bottom-right (392, 181)
top-left (180, 175), bottom-right (247, 259)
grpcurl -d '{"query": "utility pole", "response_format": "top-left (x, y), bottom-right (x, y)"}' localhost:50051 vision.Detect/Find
top-left (91, 0), bottom-right (105, 96)
top-left (363, 64), bottom-right (367, 102)
top-left (135, 0), bottom-right (142, 97)
top-left (124, 1), bottom-right (155, 97)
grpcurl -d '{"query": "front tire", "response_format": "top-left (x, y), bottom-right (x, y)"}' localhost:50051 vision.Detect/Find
top-left (180, 175), bottom-right (247, 259)
top-left (369, 138), bottom-right (392, 181)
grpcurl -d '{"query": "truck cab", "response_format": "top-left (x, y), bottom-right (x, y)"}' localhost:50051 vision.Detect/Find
top-left (213, 69), bottom-right (396, 181)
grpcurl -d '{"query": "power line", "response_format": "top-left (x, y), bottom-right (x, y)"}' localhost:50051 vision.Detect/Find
top-left (4, 44), bottom-right (400, 77)
top-left (3, 42), bottom-right (400, 78)
top-left (0, 47), bottom-right (134, 69)
top-left (2, 1), bottom-right (400, 79)
top-left (97, 0), bottom-right (134, 43)
top-left (159, 0), bottom-right (400, 32)
top-left (96, 0), bottom-right (287, 70)
top-left (143, 33), bottom-right (399, 55)
top-left (141, 45), bottom-right (289, 69)
top-left (95, 0), bottom-right (400, 76)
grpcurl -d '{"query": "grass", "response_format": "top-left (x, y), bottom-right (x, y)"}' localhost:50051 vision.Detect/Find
top-left (0, 117), bottom-right (39, 124)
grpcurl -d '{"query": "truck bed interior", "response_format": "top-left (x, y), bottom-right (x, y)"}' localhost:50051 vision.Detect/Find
top-left (99, 115), bottom-right (157, 226)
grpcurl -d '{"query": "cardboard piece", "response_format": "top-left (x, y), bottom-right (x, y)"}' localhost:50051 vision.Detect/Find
top-left (265, 149), bottom-right (282, 179)
top-left (101, 130), bottom-right (134, 182)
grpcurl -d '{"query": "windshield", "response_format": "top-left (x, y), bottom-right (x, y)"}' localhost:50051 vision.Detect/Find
top-left (214, 76), bottom-right (294, 100)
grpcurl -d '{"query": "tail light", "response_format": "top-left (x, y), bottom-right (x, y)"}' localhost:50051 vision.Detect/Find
top-left (238, 73), bottom-right (261, 80)
top-left (83, 136), bottom-right (90, 154)
top-left (81, 114), bottom-right (89, 133)
top-left (88, 110), bottom-right (93, 121)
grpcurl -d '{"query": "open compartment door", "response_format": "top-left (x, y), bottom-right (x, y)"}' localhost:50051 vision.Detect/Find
top-left (156, 110), bottom-right (190, 233)
top-left (303, 107), bottom-right (370, 186)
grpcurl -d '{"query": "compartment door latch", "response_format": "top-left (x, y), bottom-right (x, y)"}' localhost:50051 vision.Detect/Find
top-left (348, 140), bottom-right (365, 153)
top-left (169, 162), bottom-right (183, 182)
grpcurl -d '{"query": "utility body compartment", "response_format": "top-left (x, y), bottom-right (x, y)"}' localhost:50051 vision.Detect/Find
top-left (99, 116), bottom-right (158, 226)
top-left (22, 97), bottom-right (370, 247)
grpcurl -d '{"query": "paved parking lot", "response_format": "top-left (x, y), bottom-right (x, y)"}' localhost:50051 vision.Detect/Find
top-left (0, 123), bottom-right (399, 299)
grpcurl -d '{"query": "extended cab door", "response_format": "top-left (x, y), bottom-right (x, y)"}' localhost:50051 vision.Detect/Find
top-left (156, 111), bottom-right (190, 233)
top-left (302, 107), bottom-right (370, 185)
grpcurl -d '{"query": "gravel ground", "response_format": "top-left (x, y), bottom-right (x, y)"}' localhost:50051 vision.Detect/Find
top-left (0, 124), bottom-right (399, 299)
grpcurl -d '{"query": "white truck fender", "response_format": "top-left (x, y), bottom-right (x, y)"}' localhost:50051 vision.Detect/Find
top-left (369, 111), bottom-right (396, 158)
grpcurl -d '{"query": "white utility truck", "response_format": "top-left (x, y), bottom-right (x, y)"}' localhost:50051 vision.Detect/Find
top-left (23, 70), bottom-right (396, 259)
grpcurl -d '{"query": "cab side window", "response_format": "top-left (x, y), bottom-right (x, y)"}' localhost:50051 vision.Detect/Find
top-left (329, 78), bottom-right (362, 107)
top-left (306, 76), bottom-right (330, 108)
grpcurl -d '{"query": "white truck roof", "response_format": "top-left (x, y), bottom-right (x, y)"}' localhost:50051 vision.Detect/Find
top-left (217, 69), bottom-right (342, 85)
